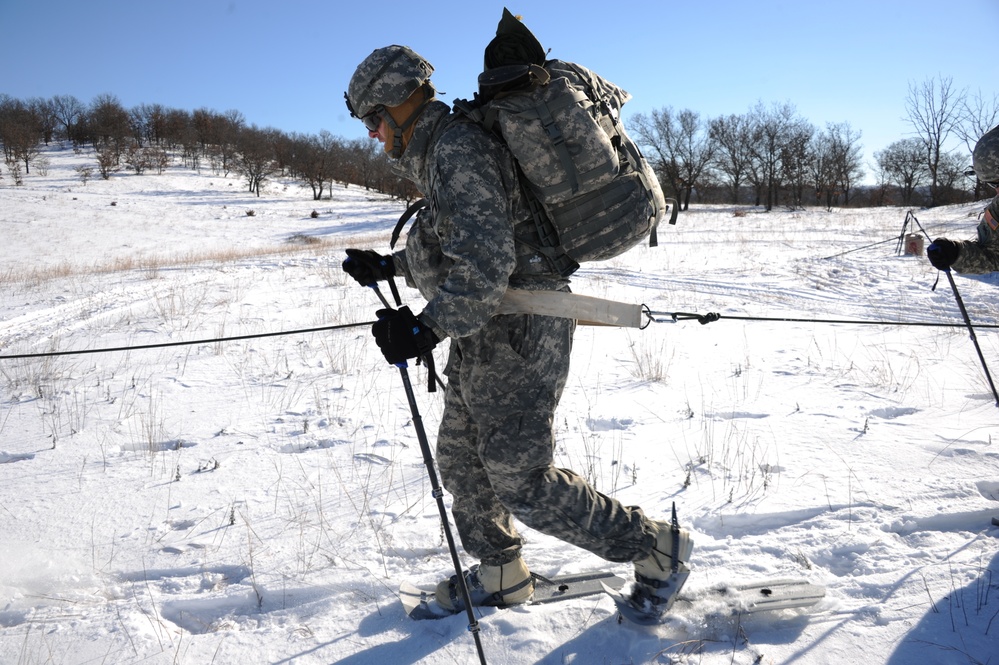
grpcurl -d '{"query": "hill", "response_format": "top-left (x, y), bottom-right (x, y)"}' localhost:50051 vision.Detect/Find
top-left (1, 144), bottom-right (998, 664)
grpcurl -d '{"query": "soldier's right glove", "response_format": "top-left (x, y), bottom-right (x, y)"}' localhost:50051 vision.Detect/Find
top-left (372, 306), bottom-right (439, 365)
top-left (342, 249), bottom-right (395, 286)
top-left (927, 238), bottom-right (959, 271)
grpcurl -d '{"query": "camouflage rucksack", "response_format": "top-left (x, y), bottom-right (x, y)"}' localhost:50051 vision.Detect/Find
top-left (391, 9), bottom-right (677, 276)
top-left (453, 8), bottom-right (675, 277)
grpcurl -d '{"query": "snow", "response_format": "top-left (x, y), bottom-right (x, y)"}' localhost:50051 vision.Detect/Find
top-left (1, 145), bottom-right (998, 665)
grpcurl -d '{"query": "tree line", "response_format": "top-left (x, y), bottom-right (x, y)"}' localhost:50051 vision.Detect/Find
top-left (630, 77), bottom-right (998, 211)
top-left (0, 92), bottom-right (419, 200)
top-left (1, 75), bottom-right (996, 209)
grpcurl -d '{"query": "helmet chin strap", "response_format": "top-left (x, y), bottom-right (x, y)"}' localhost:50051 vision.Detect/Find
top-left (385, 83), bottom-right (435, 159)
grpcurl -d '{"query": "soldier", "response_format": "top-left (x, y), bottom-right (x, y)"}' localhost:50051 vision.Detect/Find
top-left (927, 124), bottom-right (999, 273)
top-left (341, 43), bottom-right (692, 620)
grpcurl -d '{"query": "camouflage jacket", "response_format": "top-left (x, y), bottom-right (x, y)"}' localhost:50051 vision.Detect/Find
top-left (389, 100), bottom-right (567, 339)
top-left (952, 195), bottom-right (999, 274)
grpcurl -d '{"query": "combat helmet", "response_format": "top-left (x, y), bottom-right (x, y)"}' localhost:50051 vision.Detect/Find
top-left (972, 124), bottom-right (999, 186)
top-left (345, 45), bottom-right (435, 158)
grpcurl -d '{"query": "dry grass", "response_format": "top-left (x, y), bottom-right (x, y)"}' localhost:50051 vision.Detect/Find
top-left (1, 237), bottom-right (342, 288)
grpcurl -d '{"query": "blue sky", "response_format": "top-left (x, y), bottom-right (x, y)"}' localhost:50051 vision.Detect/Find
top-left (3, 0), bottom-right (997, 176)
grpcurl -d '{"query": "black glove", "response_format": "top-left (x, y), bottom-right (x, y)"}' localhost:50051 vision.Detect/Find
top-left (372, 306), bottom-right (440, 365)
top-left (927, 238), bottom-right (959, 271)
top-left (343, 249), bottom-right (395, 286)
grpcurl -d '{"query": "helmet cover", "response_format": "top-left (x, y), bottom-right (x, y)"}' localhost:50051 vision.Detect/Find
top-left (972, 124), bottom-right (999, 185)
top-left (346, 45), bottom-right (434, 120)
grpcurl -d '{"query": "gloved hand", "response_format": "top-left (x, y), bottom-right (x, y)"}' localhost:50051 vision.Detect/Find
top-left (927, 238), bottom-right (959, 271)
top-left (372, 306), bottom-right (440, 365)
top-left (343, 249), bottom-right (395, 286)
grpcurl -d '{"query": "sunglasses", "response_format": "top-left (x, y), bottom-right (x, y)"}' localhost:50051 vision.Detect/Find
top-left (344, 94), bottom-right (387, 133)
top-left (360, 107), bottom-right (386, 133)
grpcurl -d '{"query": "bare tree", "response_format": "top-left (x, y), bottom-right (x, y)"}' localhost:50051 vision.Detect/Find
top-left (133, 103), bottom-right (162, 145)
top-left (51, 94), bottom-right (84, 141)
top-left (191, 108), bottom-right (214, 152)
top-left (905, 75), bottom-right (965, 206)
top-left (269, 128), bottom-right (297, 176)
top-left (747, 101), bottom-right (803, 211)
top-left (28, 98), bottom-right (58, 145)
top-left (180, 124), bottom-right (201, 171)
top-left (812, 122), bottom-right (864, 208)
top-left (868, 159), bottom-right (892, 207)
top-left (957, 90), bottom-right (999, 198)
top-left (629, 107), bottom-right (714, 210)
top-left (0, 96), bottom-right (43, 175)
top-left (200, 109), bottom-right (244, 176)
top-left (94, 143), bottom-right (119, 179)
top-left (336, 137), bottom-right (387, 190)
top-left (292, 130), bottom-right (340, 200)
top-left (875, 138), bottom-right (926, 206)
top-left (234, 125), bottom-right (277, 196)
top-left (810, 132), bottom-right (838, 210)
top-left (829, 122), bottom-right (864, 204)
top-left (127, 105), bottom-right (148, 147)
top-left (123, 140), bottom-right (168, 175)
top-left (934, 151), bottom-right (970, 205)
top-left (217, 109), bottom-right (244, 176)
top-left (709, 113), bottom-right (754, 204)
top-left (671, 109), bottom-right (716, 209)
top-left (628, 110), bottom-right (678, 201)
top-left (87, 93), bottom-right (131, 164)
top-left (160, 108), bottom-right (191, 149)
top-left (780, 118), bottom-right (815, 209)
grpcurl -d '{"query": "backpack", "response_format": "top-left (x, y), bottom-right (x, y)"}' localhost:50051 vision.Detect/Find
top-left (392, 9), bottom-right (676, 277)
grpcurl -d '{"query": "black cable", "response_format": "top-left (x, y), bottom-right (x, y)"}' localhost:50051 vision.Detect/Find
top-left (650, 312), bottom-right (999, 329)
top-left (0, 321), bottom-right (376, 361)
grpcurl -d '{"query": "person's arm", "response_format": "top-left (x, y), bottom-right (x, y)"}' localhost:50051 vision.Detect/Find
top-left (419, 127), bottom-right (518, 339)
top-left (952, 196), bottom-right (999, 274)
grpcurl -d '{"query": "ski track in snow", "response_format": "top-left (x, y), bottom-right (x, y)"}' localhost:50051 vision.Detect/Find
top-left (1, 145), bottom-right (998, 665)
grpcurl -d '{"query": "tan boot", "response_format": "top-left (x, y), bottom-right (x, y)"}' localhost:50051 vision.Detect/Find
top-left (435, 558), bottom-right (534, 612)
top-left (631, 519), bottom-right (694, 614)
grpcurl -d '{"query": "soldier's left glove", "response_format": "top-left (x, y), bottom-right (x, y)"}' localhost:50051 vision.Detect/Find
top-left (927, 238), bottom-right (959, 270)
top-left (343, 249), bottom-right (395, 286)
top-left (372, 306), bottom-right (440, 365)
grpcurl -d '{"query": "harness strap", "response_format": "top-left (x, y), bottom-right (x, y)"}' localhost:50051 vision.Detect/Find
top-left (391, 198), bottom-right (430, 249)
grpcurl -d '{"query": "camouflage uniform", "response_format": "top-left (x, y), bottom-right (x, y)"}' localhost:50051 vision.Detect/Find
top-left (950, 196), bottom-right (999, 274)
top-left (389, 99), bottom-right (657, 566)
top-left (946, 124), bottom-right (999, 274)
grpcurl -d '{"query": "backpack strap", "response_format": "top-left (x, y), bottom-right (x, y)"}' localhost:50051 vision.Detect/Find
top-left (518, 169), bottom-right (580, 277)
top-left (391, 197), bottom-right (430, 250)
top-left (526, 86), bottom-right (591, 198)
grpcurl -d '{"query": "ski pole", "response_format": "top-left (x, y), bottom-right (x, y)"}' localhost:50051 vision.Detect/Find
top-left (912, 212), bottom-right (999, 407)
top-left (939, 268), bottom-right (999, 407)
top-left (369, 284), bottom-right (488, 665)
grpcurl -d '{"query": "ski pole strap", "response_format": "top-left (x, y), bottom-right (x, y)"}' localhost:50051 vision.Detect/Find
top-left (417, 351), bottom-right (439, 393)
top-left (387, 277), bottom-right (402, 307)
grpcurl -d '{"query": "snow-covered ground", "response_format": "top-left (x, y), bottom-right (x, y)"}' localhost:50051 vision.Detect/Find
top-left (2, 145), bottom-right (997, 665)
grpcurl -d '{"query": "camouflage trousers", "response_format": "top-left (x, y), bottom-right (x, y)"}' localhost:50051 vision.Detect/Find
top-left (436, 312), bottom-right (656, 567)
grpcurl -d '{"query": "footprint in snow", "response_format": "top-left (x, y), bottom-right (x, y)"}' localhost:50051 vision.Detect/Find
top-left (867, 407), bottom-right (919, 419)
top-left (586, 417), bottom-right (633, 431)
